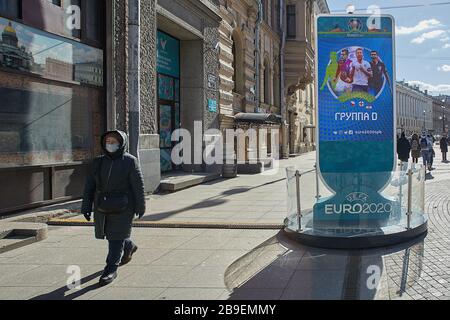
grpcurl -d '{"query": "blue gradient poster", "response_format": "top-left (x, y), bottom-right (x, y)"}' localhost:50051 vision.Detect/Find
top-left (314, 15), bottom-right (397, 228)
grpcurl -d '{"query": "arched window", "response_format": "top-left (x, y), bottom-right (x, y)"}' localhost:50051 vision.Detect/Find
top-left (273, 63), bottom-right (280, 107)
top-left (261, 0), bottom-right (268, 23)
top-left (272, 0), bottom-right (279, 29)
top-left (263, 59), bottom-right (270, 104)
top-left (232, 31), bottom-right (244, 95)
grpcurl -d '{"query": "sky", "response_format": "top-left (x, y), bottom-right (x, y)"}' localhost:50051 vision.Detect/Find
top-left (327, 0), bottom-right (450, 96)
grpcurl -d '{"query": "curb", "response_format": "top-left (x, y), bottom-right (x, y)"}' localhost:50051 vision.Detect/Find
top-left (47, 219), bottom-right (284, 230)
top-left (0, 222), bottom-right (48, 254)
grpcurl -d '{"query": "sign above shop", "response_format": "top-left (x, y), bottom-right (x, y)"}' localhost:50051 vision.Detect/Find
top-left (157, 30), bottom-right (180, 78)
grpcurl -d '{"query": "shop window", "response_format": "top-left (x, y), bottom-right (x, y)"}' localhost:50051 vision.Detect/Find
top-left (0, 0), bottom-right (21, 19)
top-left (0, 71), bottom-right (103, 167)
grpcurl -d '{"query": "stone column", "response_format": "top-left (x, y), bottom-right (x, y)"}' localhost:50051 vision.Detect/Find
top-left (109, 0), bottom-right (160, 193)
top-left (138, 0), bottom-right (160, 192)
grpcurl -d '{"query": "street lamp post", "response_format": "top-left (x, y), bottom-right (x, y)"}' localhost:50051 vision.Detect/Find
top-left (423, 110), bottom-right (426, 131)
top-left (442, 98), bottom-right (448, 134)
top-left (442, 106), bottom-right (446, 133)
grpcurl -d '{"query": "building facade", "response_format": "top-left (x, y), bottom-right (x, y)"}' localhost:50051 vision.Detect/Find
top-left (432, 95), bottom-right (450, 136)
top-left (284, 0), bottom-right (329, 155)
top-left (0, 0), bottom-right (222, 215)
top-left (396, 81), bottom-right (433, 137)
top-left (0, 0), bottom-right (106, 215)
top-left (217, 0), bottom-right (282, 171)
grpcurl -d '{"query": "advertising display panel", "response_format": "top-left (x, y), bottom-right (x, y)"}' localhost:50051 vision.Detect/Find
top-left (314, 15), bottom-right (397, 227)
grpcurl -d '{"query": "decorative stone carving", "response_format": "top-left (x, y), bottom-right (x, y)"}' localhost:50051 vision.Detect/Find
top-left (287, 73), bottom-right (313, 96)
top-left (247, 6), bottom-right (258, 21)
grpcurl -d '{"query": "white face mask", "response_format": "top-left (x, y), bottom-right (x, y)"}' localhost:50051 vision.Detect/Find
top-left (106, 143), bottom-right (120, 153)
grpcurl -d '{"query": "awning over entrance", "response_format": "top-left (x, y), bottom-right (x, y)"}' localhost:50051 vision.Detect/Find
top-left (234, 113), bottom-right (282, 125)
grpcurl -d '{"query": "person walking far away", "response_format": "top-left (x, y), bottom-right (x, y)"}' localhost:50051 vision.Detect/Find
top-left (441, 133), bottom-right (449, 163)
top-left (397, 132), bottom-right (411, 171)
top-left (81, 130), bottom-right (146, 286)
top-left (420, 132), bottom-right (432, 172)
top-left (411, 133), bottom-right (421, 167)
top-left (428, 134), bottom-right (435, 170)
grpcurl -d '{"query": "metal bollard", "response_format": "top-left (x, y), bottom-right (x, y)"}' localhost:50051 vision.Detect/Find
top-left (295, 170), bottom-right (302, 231)
top-left (315, 163), bottom-right (321, 200)
top-left (406, 169), bottom-right (413, 230)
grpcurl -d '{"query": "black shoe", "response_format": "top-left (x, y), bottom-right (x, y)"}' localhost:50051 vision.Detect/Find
top-left (120, 245), bottom-right (138, 266)
top-left (99, 270), bottom-right (117, 287)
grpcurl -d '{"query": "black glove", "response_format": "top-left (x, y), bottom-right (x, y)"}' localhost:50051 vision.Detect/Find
top-left (136, 212), bottom-right (144, 219)
top-left (83, 212), bottom-right (92, 222)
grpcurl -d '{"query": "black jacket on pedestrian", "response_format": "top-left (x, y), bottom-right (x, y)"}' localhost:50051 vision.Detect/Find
top-left (440, 137), bottom-right (448, 153)
top-left (397, 133), bottom-right (411, 162)
top-left (81, 130), bottom-right (146, 240)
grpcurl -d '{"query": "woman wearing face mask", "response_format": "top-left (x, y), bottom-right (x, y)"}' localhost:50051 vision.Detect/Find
top-left (81, 130), bottom-right (146, 286)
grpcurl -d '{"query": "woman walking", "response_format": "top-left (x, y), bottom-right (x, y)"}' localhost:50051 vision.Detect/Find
top-left (397, 132), bottom-right (411, 171)
top-left (81, 130), bottom-right (146, 286)
top-left (441, 134), bottom-right (449, 162)
top-left (410, 134), bottom-right (421, 167)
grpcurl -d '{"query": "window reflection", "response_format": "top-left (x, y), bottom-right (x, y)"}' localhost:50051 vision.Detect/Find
top-left (0, 17), bottom-right (103, 87)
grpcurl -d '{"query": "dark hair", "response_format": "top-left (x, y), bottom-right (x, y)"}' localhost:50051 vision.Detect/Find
top-left (356, 48), bottom-right (363, 53)
top-left (342, 49), bottom-right (349, 55)
top-left (371, 50), bottom-right (378, 54)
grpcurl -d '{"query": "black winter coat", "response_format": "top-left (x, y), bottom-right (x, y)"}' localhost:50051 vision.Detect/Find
top-left (81, 130), bottom-right (146, 240)
top-left (440, 137), bottom-right (448, 153)
top-left (397, 136), bottom-right (411, 162)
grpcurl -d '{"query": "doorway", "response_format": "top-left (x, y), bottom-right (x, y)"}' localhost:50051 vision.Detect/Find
top-left (157, 73), bottom-right (180, 172)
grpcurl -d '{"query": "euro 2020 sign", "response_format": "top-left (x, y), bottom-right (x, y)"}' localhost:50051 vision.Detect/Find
top-left (314, 15), bottom-right (397, 228)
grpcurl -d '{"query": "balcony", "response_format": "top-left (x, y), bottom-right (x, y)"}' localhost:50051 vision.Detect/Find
top-left (285, 38), bottom-right (315, 90)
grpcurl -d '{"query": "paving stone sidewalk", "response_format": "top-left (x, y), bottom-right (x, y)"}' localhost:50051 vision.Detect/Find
top-left (0, 148), bottom-right (449, 300)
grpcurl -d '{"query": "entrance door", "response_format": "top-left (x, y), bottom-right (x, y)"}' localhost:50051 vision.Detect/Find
top-left (158, 73), bottom-right (180, 172)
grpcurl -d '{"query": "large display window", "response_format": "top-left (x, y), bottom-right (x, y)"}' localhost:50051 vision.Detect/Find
top-left (0, 71), bottom-right (104, 167)
top-left (0, 16), bottom-right (104, 87)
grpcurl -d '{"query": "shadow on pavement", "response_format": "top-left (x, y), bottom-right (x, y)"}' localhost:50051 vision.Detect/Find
top-left (141, 178), bottom-right (287, 222)
top-left (425, 173), bottom-right (435, 180)
top-left (31, 270), bottom-right (104, 300)
top-left (141, 199), bottom-right (229, 221)
top-left (224, 231), bottom-right (426, 300)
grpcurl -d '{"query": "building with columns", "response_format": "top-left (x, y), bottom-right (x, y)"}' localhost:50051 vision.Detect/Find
top-left (432, 95), bottom-right (450, 136)
top-left (396, 81), bottom-right (433, 137)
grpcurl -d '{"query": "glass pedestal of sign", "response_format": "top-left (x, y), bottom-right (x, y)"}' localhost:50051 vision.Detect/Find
top-left (284, 166), bottom-right (428, 249)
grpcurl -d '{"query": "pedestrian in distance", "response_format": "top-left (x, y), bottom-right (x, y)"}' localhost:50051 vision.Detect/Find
top-left (410, 133), bottom-right (421, 166)
top-left (81, 130), bottom-right (146, 287)
top-left (441, 134), bottom-right (449, 163)
top-left (428, 134), bottom-right (435, 170)
top-left (397, 132), bottom-right (411, 171)
top-left (420, 132), bottom-right (431, 172)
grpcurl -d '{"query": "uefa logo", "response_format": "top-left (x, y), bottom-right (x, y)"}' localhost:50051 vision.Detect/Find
top-left (347, 18), bottom-right (364, 32)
